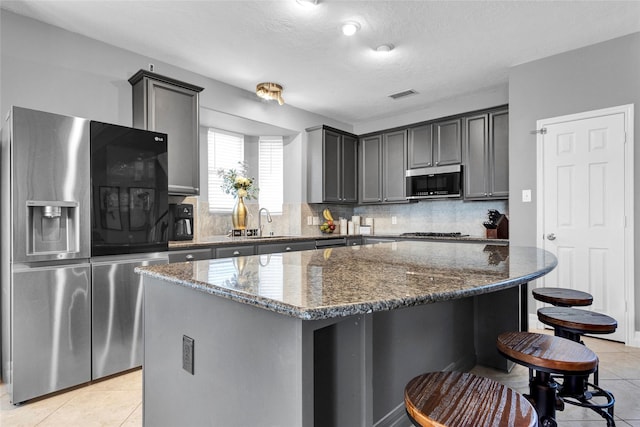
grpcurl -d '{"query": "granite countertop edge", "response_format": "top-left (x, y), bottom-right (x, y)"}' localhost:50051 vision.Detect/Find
top-left (137, 262), bottom-right (553, 321)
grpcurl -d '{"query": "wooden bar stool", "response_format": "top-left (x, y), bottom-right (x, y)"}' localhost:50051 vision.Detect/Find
top-left (532, 287), bottom-right (593, 307)
top-left (497, 331), bottom-right (615, 427)
top-left (404, 371), bottom-right (538, 427)
top-left (537, 307), bottom-right (617, 342)
top-left (537, 306), bottom-right (617, 385)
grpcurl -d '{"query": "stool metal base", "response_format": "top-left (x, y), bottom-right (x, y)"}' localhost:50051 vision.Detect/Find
top-left (526, 370), bottom-right (616, 427)
top-left (558, 376), bottom-right (616, 427)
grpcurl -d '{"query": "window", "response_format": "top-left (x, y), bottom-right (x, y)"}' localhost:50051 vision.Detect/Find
top-left (258, 136), bottom-right (283, 214)
top-left (207, 129), bottom-right (244, 211)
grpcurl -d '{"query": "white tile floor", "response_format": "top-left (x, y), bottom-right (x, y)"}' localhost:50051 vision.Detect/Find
top-left (1, 330), bottom-right (639, 426)
top-left (1, 369), bottom-right (142, 427)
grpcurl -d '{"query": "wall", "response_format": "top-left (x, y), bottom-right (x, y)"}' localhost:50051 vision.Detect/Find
top-left (353, 84), bottom-right (508, 135)
top-left (508, 33), bottom-right (640, 336)
top-left (0, 8), bottom-right (348, 228)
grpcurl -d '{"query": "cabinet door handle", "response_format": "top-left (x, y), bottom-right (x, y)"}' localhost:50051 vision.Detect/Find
top-left (547, 233), bottom-right (556, 241)
top-left (233, 250), bottom-right (240, 256)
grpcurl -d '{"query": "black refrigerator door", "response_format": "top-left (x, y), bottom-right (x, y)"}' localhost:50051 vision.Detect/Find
top-left (90, 121), bottom-right (169, 256)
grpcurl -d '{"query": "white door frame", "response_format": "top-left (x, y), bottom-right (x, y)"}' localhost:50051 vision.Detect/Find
top-left (535, 104), bottom-right (636, 346)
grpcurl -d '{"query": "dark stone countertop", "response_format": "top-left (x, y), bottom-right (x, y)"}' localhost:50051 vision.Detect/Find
top-left (139, 241), bottom-right (554, 320)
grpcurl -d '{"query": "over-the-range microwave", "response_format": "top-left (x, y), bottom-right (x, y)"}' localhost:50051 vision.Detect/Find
top-left (406, 164), bottom-right (462, 199)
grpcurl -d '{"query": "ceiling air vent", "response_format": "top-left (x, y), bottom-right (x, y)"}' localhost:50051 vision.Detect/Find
top-left (389, 89), bottom-right (417, 100)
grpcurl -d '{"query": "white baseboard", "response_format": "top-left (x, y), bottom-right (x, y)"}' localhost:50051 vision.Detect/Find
top-left (629, 330), bottom-right (640, 348)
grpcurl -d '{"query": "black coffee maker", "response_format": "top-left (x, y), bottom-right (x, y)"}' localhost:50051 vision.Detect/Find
top-left (169, 203), bottom-right (194, 241)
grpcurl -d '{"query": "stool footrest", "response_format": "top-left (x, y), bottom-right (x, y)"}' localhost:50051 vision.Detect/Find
top-left (559, 380), bottom-right (616, 426)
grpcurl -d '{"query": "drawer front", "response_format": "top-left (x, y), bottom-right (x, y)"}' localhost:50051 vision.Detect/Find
top-left (257, 241), bottom-right (316, 255)
top-left (215, 245), bottom-right (255, 258)
top-left (168, 248), bottom-right (212, 262)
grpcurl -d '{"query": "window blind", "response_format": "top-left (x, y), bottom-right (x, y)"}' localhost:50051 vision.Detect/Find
top-left (208, 129), bottom-right (244, 212)
top-left (258, 136), bottom-right (283, 215)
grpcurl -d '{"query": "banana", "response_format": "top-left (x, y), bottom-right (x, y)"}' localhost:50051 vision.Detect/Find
top-left (323, 208), bottom-right (334, 222)
top-left (323, 248), bottom-right (333, 260)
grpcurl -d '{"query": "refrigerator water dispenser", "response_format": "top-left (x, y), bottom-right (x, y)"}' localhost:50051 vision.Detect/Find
top-left (27, 201), bottom-right (79, 256)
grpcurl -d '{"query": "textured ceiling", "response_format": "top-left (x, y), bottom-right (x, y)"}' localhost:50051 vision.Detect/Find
top-left (3, 1), bottom-right (640, 125)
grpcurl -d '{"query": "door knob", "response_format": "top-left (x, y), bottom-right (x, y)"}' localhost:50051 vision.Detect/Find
top-left (546, 233), bottom-right (556, 241)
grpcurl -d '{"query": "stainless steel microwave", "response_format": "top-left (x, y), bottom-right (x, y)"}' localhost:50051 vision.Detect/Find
top-left (405, 164), bottom-right (462, 199)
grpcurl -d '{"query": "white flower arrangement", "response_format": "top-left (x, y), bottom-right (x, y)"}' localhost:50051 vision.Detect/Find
top-left (217, 161), bottom-right (258, 199)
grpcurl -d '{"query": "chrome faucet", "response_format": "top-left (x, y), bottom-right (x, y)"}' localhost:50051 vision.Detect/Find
top-left (258, 208), bottom-right (272, 237)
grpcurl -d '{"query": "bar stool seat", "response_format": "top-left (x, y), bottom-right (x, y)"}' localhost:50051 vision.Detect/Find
top-left (404, 371), bottom-right (538, 427)
top-left (497, 331), bottom-right (598, 375)
top-left (497, 331), bottom-right (615, 427)
top-left (532, 287), bottom-right (593, 307)
top-left (537, 307), bottom-right (617, 340)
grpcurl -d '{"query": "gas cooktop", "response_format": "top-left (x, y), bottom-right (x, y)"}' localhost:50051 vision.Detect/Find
top-left (400, 232), bottom-right (469, 238)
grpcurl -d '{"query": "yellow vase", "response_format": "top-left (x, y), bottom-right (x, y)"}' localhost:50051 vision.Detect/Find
top-left (232, 196), bottom-right (248, 230)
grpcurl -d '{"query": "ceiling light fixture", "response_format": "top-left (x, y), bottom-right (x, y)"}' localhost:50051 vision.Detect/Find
top-left (295, 0), bottom-right (318, 6)
top-left (376, 44), bottom-right (394, 52)
top-left (342, 21), bottom-right (360, 36)
top-left (256, 82), bottom-right (285, 105)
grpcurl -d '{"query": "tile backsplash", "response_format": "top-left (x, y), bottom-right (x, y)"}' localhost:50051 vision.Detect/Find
top-left (178, 196), bottom-right (508, 240)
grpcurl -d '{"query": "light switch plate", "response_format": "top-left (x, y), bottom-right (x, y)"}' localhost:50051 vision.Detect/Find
top-left (522, 189), bottom-right (532, 203)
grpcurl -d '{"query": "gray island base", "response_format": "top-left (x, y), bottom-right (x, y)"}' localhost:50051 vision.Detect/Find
top-left (138, 241), bottom-right (556, 427)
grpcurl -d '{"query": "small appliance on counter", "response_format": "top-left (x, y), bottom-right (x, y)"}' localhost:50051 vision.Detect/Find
top-left (169, 203), bottom-right (194, 240)
top-left (483, 209), bottom-right (509, 239)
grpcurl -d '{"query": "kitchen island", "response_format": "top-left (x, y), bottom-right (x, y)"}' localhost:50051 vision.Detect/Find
top-left (137, 241), bottom-right (556, 427)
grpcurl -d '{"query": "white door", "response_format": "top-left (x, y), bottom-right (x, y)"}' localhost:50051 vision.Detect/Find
top-left (537, 106), bottom-right (633, 343)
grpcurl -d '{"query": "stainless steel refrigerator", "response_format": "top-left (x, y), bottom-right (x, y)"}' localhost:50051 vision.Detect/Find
top-left (1, 106), bottom-right (92, 404)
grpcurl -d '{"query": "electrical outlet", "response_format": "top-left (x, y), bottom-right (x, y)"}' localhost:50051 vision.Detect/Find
top-left (183, 335), bottom-right (194, 375)
top-left (312, 216), bottom-right (320, 226)
top-left (391, 216), bottom-right (397, 225)
top-left (307, 216), bottom-right (313, 225)
top-left (522, 189), bottom-right (532, 203)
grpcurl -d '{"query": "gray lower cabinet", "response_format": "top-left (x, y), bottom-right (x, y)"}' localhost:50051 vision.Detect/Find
top-left (363, 237), bottom-right (398, 244)
top-left (168, 248), bottom-right (212, 262)
top-left (215, 245), bottom-right (255, 258)
top-left (129, 70), bottom-right (204, 196)
top-left (91, 253), bottom-right (168, 380)
top-left (464, 109), bottom-right (509, 199)
top-left (257, 241), bottom-right (316, 254)
top-left (347, 236), bottom-right (362, 246)
top-left (359, 130), bottom-right (407, 204)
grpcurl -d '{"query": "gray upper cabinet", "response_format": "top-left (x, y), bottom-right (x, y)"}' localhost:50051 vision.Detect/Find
top-left (464, 109), bottom-right (509, 199)
top-left (433, 118), bottom-right (462, 166)
top-left (307, 126), bottom-right (358, 203)
top-left (359, 134), bottom-right (382, 203)
top-left (129, 70), bottom-right (204, 196)
top-left (359, 130), bottom-right (407, 204)
top-left (408, 119), bottom-right (461, 169)
top-left (407, 124), bottom-right (433, 169)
